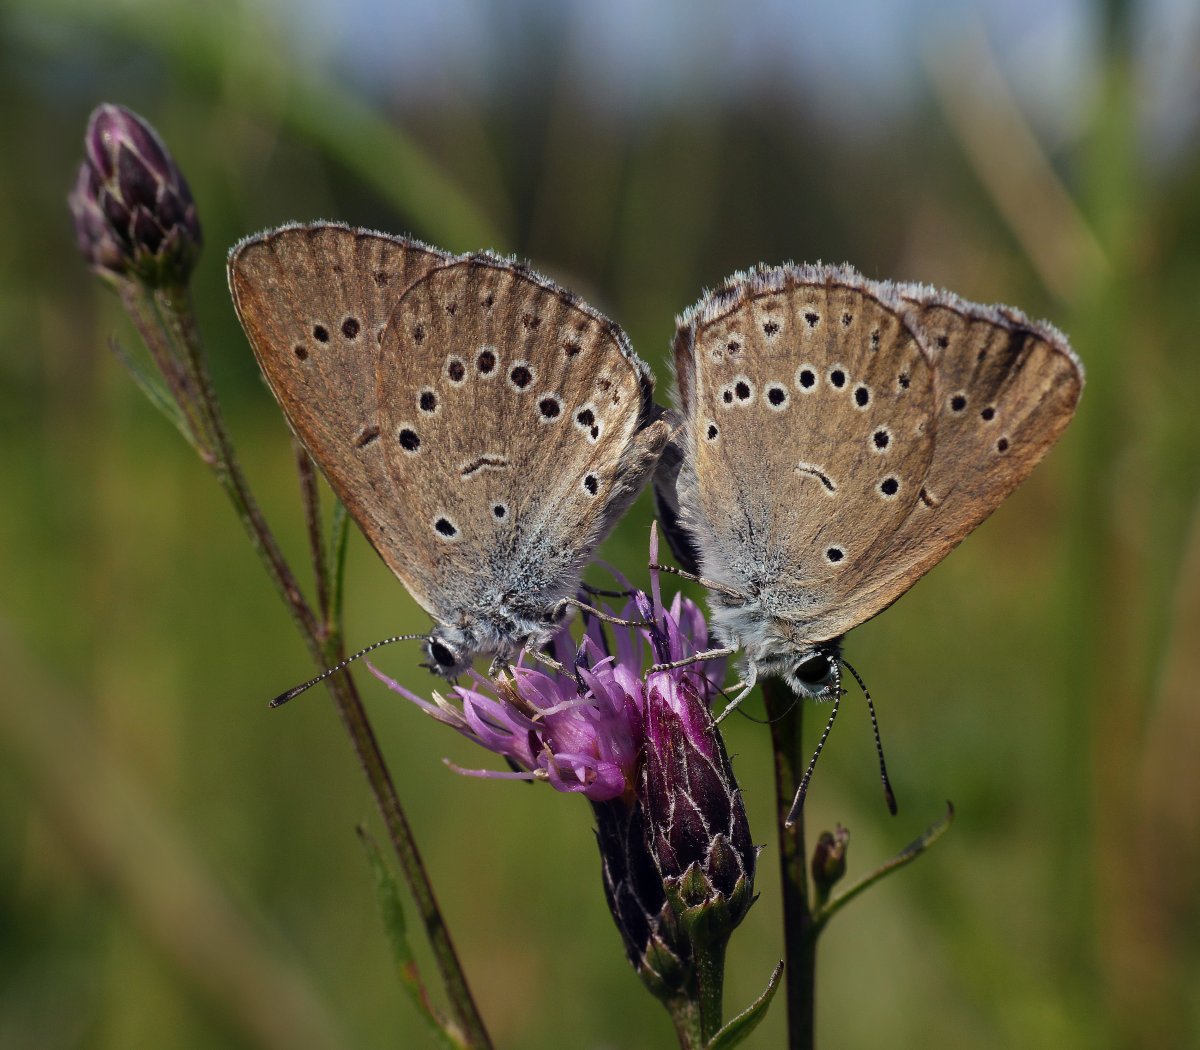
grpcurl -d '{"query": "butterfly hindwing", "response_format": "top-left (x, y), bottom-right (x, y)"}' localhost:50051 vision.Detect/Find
top-left (835, 290), bottom-right (1084, 620)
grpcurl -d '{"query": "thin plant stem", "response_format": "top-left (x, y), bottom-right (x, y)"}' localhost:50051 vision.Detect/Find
top-left (295, 440), bottom-right (331, 624)
top-left (694, 943), bottom-right (726, 1043)
top-left (668, 996), bottom-right (704, 1049)
top-left (763, 677), bottom-right (816, 1050)
top-left (126, 282), bottom-right (493, 1049)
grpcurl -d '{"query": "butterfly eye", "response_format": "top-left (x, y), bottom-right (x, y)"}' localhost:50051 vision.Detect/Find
top-left (429, 641), bottom-right (459, 669)
top-left (794, 654), bottom-right (834, 689)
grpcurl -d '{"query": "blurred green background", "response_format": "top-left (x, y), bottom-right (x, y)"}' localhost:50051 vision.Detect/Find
top-left (3, 0), bottom-right (1199, 1046)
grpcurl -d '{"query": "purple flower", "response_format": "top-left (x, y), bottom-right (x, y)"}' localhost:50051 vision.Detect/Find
top-left (68, 104), bottom-right (202, 286)
top-left (378, 527), bottom-right (756, 1002)
top-left (373, 530), bottom-right (724, 804)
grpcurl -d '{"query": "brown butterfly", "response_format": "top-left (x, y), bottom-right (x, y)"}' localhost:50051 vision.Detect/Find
top-left (229, 223), bottom-right (669, 678)
top-left (655, 263), bottom-right (1083, 704)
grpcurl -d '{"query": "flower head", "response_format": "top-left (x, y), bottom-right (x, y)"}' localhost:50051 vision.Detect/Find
top-left (373, 530), bottom-right (724, 803)
top-left (68, 103), bottom-right (202, 287)
top-left (378, 527), bottom-right (756, 1004)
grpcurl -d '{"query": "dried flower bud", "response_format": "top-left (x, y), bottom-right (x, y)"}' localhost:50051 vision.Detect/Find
top-left (68, 103), bottom-right (201, 286)
top-left (811, 824), bottom-right (850, 903)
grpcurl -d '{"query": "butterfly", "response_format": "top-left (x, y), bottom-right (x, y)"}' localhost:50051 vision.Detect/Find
top-left (654, 262), bottom-right (1083, 704)
top-left (229, 223), bottom-right (670, 678)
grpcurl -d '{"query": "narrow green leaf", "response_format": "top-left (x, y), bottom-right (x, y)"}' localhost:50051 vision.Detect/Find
top-left (816, 801), bottom-right (955, 929)
top-left (358, 827), bottom-right (463, 1049)
top-left (704, 961), bottom-right (783, 1050)
top-left (108, 335), bottom-right (199, 451)
top-left (328, 498), bottom-right (349, 629)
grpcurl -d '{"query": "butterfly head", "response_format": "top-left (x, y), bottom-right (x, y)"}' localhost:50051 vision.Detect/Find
top-left (424, 625), bottom-right (474, 678)
top-left (745, 638), bottom-right (843, 702)
top-left (782, 649), bottom-right (842, 701)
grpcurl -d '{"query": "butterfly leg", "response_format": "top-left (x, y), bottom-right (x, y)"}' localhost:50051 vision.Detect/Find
top-left (648, 647), bottom-right (737, 674)
top-left (648, 563), bottom-right (747, 601)
top-left (581, 582), bottom-right (638, 599)
top-left (555, 596), bottom-right (652, 628)
top-left (519, 646), bottom-right (569, 676)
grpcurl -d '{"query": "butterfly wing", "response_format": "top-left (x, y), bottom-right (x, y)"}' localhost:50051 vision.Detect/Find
top-left (665, 265), bottom-right (938, 629)
top-left (228, 222), bottom-right (451, 611)
top-left (835, 287), bottom-right (1083, 620)
top-left (376, 253), bottom-right (668, 628)
top-left (663, 263), bottom-right (1081, 646)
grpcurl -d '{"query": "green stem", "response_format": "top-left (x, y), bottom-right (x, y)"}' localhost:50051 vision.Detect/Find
top-left (763, 678), bottom-right (816, 1050)
top-left (294, 441), bottom-right (331, 625)
top-left (667, 995), bottom-right (704, 1049)
top-left (694, 942), bottom-right (726, 1043)
top-left (128, 284), bottom-right (493, 1049)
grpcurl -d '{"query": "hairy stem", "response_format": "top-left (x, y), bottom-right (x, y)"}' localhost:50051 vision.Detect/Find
top-left (763, 678), bottom-right (816, 1050)
top-left (128, 283), bottom-right (492, 1048)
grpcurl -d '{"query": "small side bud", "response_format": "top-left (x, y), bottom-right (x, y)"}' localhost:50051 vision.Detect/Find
top-left (68, 103), bottom-right (202, 287)
top-left (811, 824), bottom-right (850, 904)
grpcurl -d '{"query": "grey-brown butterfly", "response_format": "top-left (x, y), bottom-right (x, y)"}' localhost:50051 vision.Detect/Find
top-left (655, 262), bottom-right (1083, 707)
top-left (229, 223), bottom-right (670, 678)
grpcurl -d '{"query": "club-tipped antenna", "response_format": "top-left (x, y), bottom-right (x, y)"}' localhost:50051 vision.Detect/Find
top-left (269, 634), bottom-right (428, 708)
top-left (841, 656), bottom-right (897, 816)
top-left (785, 655), bottom-right (842, 828)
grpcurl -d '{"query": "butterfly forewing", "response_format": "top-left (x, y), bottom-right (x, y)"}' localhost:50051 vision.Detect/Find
top-left (373, 253), bottom-right (663, 624)
top-left (671, 265), bottom-right (938, 626)
top-left (228, 223), bottom-right (450, 601)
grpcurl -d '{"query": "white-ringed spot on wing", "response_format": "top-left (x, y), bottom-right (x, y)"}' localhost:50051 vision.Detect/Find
top-left (705, 421), bottom-right (719, 441)
top-left (433, 515), bottom-right (461, 542)
top-left (828, 365), bottom-right (848, 389)
top-left (724, 375), bottom-right (754, 406)
top-left (574, 404), bottom-right (601, 441)
top-left (582, 474), bottom-right (600, 496)
top-left (445, 356), bottom-right (467, 385)
top-left (871, 427), bottom-right (892, 453)
top-left (476, 346), bottom-right (498, 376)
top-left (878, 476), bottom-right (900, 499)
top-left (765, 383), bottom-right (789, 411)
top-left (795, 364), bottom-right (818, 392)
top-left (491, 502), bottom-right (508, 520)
top-left (397, 426), bottom-right (421, 454)
top-left (853, 384), bottom-right (871, 410)
top-left (507, 361), bottom-right (535, 391)
top-left (824, 545), bottom-right (845, 564)
top-left (538, 394), bottom-right (563, 422)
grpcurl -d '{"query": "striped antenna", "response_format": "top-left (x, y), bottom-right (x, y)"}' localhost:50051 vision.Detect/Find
top-left (269, 634), bottom-right (428, 708)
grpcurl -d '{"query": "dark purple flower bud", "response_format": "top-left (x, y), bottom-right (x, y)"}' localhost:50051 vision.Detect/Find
top-left (593, 798), bottom-right (691, 999)
top-left (68, 103), bottom-right (202, 286)
top-left (811, 824), bottom-right (849, 904)
top-left (641, 667), bottom-right (757, 948)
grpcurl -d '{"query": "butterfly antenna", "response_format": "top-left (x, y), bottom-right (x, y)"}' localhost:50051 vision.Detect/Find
top-left (785, 671), bottom-right (841, 828)
top-left (841, 656), bottom-right (898, 816)
top-left (269, 634), bottom-right (428, 708)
